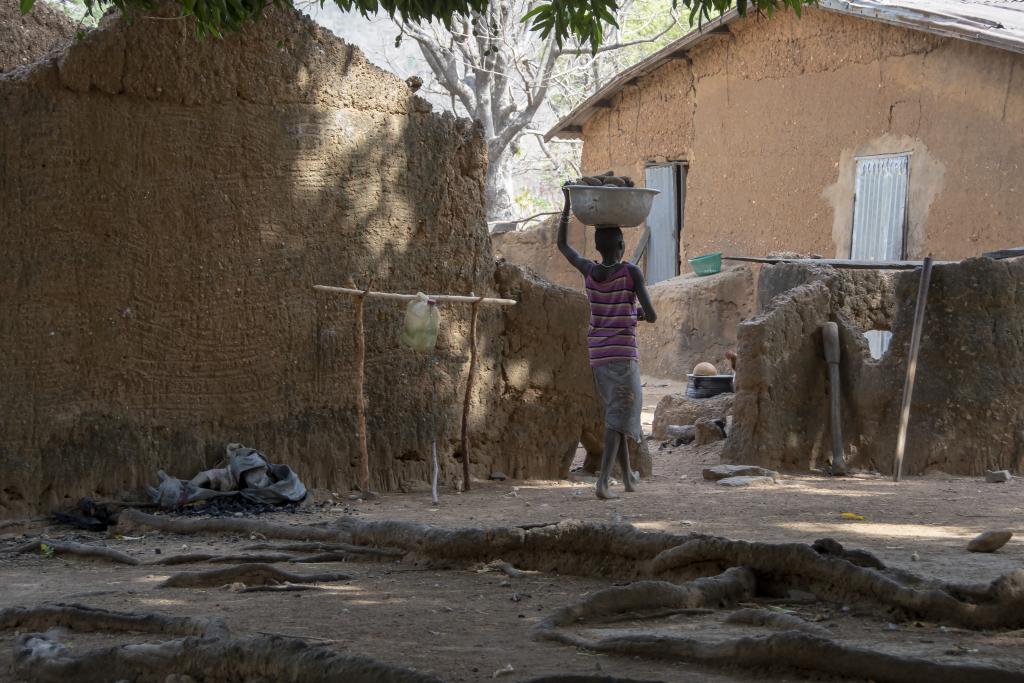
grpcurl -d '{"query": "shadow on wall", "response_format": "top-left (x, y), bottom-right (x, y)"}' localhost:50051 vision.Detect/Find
top-left (723, 258), bottom-right (1024, 476)
top-left (0, 5), bottom-right (601, 516)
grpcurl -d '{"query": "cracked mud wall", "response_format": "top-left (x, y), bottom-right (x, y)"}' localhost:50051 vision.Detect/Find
top-left (580, 8), bottom-right (1024, 270)
top-left (0, 6), bottom-right (601, 516)
top-left (724, 258), bottom-right (1024, 476)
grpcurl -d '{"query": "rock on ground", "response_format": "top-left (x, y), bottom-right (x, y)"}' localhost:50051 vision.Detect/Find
top-left (694, 417), bottom-right (726, 446)
top-left (967, 530), bottom-right (1013, 553)
top-left (985, 470), bottom-right (1013, 483)
top-left (653, 392), bottom-right (733, 440)
top-left (703, 465), bottom-right (779, 481)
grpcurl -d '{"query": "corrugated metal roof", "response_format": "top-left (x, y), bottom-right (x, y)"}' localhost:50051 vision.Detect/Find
top-left (546, 0), bottom-right (1024, 140)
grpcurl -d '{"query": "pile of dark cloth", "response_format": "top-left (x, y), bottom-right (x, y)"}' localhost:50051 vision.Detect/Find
top-left (146, 443), bottom-right (307, 510)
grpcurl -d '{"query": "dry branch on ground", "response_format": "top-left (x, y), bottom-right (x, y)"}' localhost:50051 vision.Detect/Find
top-left (10, 539), bottom-right (140, 566)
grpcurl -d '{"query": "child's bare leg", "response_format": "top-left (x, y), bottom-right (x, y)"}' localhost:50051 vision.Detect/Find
top-left (617, 439), bottom-right (637, 492)
top-left (596, 428), bottom-right (621, 500)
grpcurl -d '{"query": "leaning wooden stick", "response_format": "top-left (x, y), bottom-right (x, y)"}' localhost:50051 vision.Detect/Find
top-left (351, 285), bottom-right (371, 493)
top-left (893, 256), bottom-right (934, 482)
top-left (461, 299), bottom-right (482, 490)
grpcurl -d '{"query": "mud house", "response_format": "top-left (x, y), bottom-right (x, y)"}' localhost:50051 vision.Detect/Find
top-left (545, 0), bottom-right (1024, 280)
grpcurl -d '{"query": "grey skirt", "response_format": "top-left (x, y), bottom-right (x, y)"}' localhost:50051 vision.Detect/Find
top-left (592, 359), bottom-right (643, 443)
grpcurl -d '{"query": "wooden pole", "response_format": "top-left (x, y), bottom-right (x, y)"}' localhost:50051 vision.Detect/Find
top-left (893, 256), bottom-right (934, 482)
top-left (353, 288), bottom-right (371, 494)
top-left (314, 285), bottom-right (516, 306)
top-left (460, 299), bottom-right (482, 491)
top-left (821, 322), bottom-right (846, 475)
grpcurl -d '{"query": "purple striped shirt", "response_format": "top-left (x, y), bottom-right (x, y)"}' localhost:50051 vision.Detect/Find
top-left (584, 262), bottom-right (638, 367)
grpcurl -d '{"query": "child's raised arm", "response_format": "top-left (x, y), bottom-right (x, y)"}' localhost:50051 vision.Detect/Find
top-left (557, 184), bottom-right (591, 276)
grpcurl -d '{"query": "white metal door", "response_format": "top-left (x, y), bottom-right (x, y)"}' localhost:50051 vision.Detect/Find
top-left (850, 154), bottom-right (909, 261)
top-left (644, 165), bottom-right (678, 284)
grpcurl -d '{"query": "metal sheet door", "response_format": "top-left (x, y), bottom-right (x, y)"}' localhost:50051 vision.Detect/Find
top-left (644, 165), bottom-right (678, 284)
top-left (851, 154), bottom-right (909, 261)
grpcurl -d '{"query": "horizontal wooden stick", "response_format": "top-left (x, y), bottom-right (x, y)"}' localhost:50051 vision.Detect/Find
top-left (313, 285), bottom-right (516, 306)
top-left (722, 256), bottom-right (953, 270)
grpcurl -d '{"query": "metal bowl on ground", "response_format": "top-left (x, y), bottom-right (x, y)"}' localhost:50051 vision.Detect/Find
top-left (567, 185), bottom-right (660, 228)
top-left (686, 374), bottom-right (735, 399)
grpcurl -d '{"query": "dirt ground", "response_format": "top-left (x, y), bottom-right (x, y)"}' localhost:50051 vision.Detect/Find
top-left (1, 378), bottom-right (1022, 682)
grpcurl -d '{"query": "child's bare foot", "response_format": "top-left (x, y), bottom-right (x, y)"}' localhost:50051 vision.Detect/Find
top-left (596, 483), bottom-right (620, 500)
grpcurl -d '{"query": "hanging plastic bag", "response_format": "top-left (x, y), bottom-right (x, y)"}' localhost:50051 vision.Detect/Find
top-left (400, 292), bottom-right (440, 352)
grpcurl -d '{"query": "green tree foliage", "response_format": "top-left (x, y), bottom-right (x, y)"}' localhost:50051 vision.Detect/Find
top-left (22, 0), bottom-right (814, 47)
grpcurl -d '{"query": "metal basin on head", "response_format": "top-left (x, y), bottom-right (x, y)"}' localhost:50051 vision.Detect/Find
top-left (567, 186), bottom-right (660, 228)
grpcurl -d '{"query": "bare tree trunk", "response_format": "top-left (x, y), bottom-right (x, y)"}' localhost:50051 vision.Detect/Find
top-left (485, 156), bottom-right (515, 222)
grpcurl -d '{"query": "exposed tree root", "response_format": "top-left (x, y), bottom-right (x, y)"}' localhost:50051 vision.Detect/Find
top-left (523, 677), bottom-right (666, 683)
top-left (340, 518), bottom-right (694, 578)
top-left (151, 552), bottom-right (298, 565)
top-left (482, 559), bottom-right (540, 578)
top-left (118, 509), bottom-right (340, 542)
top-left (10, 539), bottom-right (140, 566)
top-left (0, 603), bottom-right (227, 639)
top-left (536, 569), bottom-right (755, 632)
top-left (648, 537), bottom-right (1024, 629)
top-left (540, 629), bottom-right (1024, 683)
top-left (87, 514), bottom-right (1024, 631)
top-left (12, 633), bottom-right (442, 683)
top-left (234, 583), bottom-right (322, 593)
top-left (596, 607), bottom-right (716, 624)
top-left (723, 607), bottom-right (832, 637)
top-left (157, 563), bottom-right (351, 588)
top-left (245, 541), bottom-right (406, 559)
top-left (291, 549), bottom-right (403, 563)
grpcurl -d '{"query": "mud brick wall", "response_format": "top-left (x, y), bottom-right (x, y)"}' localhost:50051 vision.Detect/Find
top-left (724, 258), bottom-right (1024, 475)
top-left (0, 6), bottom-right (601, 516)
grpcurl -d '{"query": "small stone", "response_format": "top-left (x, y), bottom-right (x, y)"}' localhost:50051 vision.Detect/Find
top-left (232, 512), bottom-right (244, 517)
top-left (489, 472), bottom-right (507, 481)
top-left (499, 580), bottom-right (511, 587)
top-left (967, 530), bottom-right (1013, 553)
top-left (910, 551), bottom-right (919, 562)
top-left (717, 475), bottom-right (776, 488)
top-left (985, 469), bottom-right (1012, 483)
top-left (703, 464), bottom-right (779, 481)
top-left (492, 664), bottom-right (515, 678)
